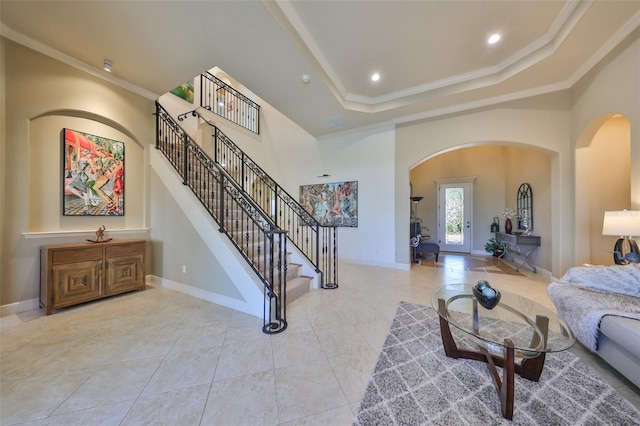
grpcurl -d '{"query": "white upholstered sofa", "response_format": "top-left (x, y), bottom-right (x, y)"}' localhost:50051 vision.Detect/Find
top-left (547, 264), bottom-right (640, 388)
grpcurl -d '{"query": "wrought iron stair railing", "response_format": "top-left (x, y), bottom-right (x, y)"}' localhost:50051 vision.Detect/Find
top-left (179, 109), bottom-right (339, 290)
top-left (155, 101), bottom-right (287, 334)
top-left (200, 72), bottom-right (260, 134)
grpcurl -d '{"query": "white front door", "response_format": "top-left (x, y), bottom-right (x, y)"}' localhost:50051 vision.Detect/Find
top-left (436, 179), bottom-right (474, 253)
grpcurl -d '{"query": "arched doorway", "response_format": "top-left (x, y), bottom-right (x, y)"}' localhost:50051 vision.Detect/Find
top-left (575, 114), bottom-right (631, 266)
top-left (409, 144), bottom-right (552, 269)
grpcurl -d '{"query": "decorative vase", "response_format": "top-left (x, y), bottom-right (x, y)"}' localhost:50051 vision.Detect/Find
top-left (505, 218), bottom-right (512, 234)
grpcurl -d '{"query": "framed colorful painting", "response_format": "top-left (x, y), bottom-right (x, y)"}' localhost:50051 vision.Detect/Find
top-left (62, 128), bottom-right (125, 216)
top-left (170, 81), bottom-right (194, 103)
top-left (299, 181), bottom-right (358, 227)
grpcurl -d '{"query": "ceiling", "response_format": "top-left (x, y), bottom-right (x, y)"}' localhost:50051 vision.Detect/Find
top-left (2, 0), bottom-right (639, 138)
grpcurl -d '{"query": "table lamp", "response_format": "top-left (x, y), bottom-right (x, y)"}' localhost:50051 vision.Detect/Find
top-left (602, 210), bottom-right (640, 264)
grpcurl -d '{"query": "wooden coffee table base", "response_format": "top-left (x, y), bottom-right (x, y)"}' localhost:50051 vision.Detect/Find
top-left (437, 298), bottom-right (549, 420)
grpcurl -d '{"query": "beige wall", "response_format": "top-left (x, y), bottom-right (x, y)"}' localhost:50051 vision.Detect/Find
top-left (28, 117), bottom-right (146, 231)
top-left (2, 40), bottom-right (154, 306)
top-left (1, 36), bottom-right (6, 298)
top-left (572, 30), bottom-right (640, 265)
top-left (149, 170), bottom-right (241, 299)
top-left (588, 117), bottom-right (631, 265)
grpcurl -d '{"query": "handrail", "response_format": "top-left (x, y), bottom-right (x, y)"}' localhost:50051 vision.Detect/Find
top-left (200, 72), bottom-right (260, 134)
top-left (184, 109), bottom-right (338, 289)
top-left (155, 101), bottom-right (287, 333)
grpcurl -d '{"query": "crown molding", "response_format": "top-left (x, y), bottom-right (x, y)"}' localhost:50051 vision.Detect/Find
top-left (272, 0), bottom-right (586, 114)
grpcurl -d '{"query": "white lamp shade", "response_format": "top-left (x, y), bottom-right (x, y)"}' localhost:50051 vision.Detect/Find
top-left (602, 210), bottom-right (640, 237)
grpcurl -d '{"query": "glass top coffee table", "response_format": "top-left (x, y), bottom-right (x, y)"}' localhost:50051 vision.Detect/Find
top-left (431, 284), bottom-right (575, 420)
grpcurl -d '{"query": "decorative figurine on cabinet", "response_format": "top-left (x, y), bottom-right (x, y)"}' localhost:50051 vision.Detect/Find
top-left (87, 225), bottom-right (112, 243)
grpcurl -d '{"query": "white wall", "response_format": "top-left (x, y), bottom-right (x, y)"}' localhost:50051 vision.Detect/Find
top-left (183, 73), bottom-right (400, 269)
top-left (315, 126), bottom-right (398, 268)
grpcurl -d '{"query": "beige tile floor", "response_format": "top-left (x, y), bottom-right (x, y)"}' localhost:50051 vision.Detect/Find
top-left (1, 255), bottom-right (639, 425)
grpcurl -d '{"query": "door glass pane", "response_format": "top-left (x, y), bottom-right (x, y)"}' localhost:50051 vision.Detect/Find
top-left (445, 187), bottom-right (464, 245)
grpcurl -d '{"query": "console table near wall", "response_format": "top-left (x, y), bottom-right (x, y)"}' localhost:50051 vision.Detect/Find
top-left (40, 239), bottom-right (146, 315)
top-left (495, 232), bottom-right (541, 273)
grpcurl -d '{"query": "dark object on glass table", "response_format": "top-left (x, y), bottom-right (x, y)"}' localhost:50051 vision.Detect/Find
top-left (473, 280), bottom-right (501, 309)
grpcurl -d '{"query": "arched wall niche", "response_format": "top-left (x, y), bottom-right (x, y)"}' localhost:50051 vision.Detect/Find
top-left (28, 112), bottom-right (146, 232)
top-left (409, 141), bottom-right (553, 271)
top-left (33, 109), bottom-right (143, 148)
top-left (574, 114), bottom-right (631, 265)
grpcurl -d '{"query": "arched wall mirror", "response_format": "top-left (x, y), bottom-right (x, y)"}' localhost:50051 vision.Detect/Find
top-left (517, 183), bottom-right (533, 233)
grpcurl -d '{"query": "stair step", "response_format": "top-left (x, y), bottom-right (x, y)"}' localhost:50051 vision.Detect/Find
top-left (286, 275), bottom-right (312, 305)
top-left (286, 263), bottom-right (302, 281)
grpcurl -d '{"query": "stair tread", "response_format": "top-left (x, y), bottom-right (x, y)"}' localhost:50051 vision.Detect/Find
top-left (287, 275), bottom-right (311, 281)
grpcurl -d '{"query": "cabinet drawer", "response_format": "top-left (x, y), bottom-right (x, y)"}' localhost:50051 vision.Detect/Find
top-left (52, 246), bottom-right (103, 264)
top-left (518, 235), bottom-right (541, 245)
top-left (497, 234), bottom-right (516, 244)
top-left (106, 242), bottom-right (145, 258)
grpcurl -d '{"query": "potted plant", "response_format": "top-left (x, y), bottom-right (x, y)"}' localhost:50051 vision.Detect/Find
top-left (485, 237), bottom-right (506, 257)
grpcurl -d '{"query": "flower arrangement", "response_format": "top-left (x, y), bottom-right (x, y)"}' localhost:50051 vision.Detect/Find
top-left (498, 208), bottom-right (516, 220)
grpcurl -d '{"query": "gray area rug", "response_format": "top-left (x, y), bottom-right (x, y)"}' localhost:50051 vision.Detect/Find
top-left (354, 302), bottom-right (640, 425)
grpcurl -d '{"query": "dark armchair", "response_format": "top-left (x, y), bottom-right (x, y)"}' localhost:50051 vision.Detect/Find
top-left (410, 222), bottom-right (440, 263)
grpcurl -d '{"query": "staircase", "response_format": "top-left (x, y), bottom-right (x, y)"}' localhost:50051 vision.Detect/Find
top-left (181, 102), bottom-right (339, 290)
top-left (154, 101), bottom-right (327, 333)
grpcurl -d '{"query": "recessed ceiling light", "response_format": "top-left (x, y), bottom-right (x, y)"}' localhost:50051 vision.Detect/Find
top-left (488, 33), bottom-right (501, 45)
top-left (103, 59), bottom-right (112, 72)
top-left (371, 73), bottom-right (381, 82)
top-left (322, 116), bottom-right (346, 128)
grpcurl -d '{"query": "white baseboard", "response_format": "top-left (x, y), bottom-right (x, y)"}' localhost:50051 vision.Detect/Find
top-left (340, 257), bottom-right (411, 271)
top-left (1, 298), bottom-right (40, 317)
top-left (146, 275), bottom-right (261, 319)
top-left (0, 275), bottom-right (261, 319)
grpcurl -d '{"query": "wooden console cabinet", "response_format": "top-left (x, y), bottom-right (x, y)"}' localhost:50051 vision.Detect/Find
top-left (40, 240), bottom-right (146, 315)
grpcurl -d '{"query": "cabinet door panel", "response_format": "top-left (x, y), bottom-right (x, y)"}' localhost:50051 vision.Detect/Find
top-left (52, 260), bottom-right (103, 307)
top-left (106, 255), bottom-right (144, 295)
